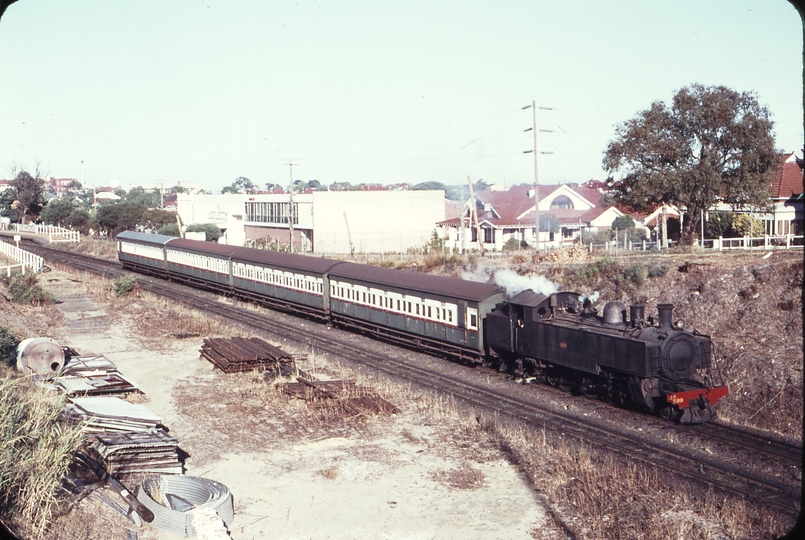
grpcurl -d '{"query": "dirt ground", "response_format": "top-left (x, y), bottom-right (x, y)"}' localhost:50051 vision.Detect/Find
top-left (7, 268), bottom-right (556, 540)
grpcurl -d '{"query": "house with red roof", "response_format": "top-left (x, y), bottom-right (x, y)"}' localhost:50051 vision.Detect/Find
top-left (710, 151), bottom-right (803, 237)
top-left (763, 151), bottom-right (803, 236)
top-left (438, 183), bottom-right (625, 251)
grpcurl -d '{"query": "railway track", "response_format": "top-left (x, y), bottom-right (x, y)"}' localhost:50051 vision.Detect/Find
top-left (24, 241), bottom-right (803, 517)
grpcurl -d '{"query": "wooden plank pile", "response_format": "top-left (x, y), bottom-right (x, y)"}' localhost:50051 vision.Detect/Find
top-left (200, 337), bottom-right (299, 374)
top-left (278, 377), bottom-right (400, 417)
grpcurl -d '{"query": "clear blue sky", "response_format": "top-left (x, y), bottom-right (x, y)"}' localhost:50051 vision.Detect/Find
top-left (1, 0), bottom-right (802, 192)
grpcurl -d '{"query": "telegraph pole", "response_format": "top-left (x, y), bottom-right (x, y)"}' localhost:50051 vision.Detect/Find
top-left (286, 160), bottom-right (296, 254)
top-left (523, 101), bottom-right (540, 250)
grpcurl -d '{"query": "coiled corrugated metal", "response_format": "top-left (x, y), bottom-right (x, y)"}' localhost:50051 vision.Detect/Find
top-left (136, 475), bottom-right (234, 537)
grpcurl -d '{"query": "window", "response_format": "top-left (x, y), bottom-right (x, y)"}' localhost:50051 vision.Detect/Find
top-left (466, 307), bottom-right (479, 330)
top-left (550, 195), bottom-right (573, 210)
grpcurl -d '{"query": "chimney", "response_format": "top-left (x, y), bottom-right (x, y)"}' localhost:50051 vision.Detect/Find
top-left (657, 303), bottom-right (674, 329)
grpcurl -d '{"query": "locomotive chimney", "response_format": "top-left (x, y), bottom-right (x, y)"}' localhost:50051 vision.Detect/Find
top-left (657, 303), bottom-right (673, 329)
top-left (629, 305), bottom-right (645, 327)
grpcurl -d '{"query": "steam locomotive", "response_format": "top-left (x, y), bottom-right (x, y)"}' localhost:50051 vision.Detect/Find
top-left (485, 291), bottom-right (728, 424)
top-left (116, 231), bottom-right (728, 424)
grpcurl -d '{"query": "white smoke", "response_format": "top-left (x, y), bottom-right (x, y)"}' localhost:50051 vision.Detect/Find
top-left (492, 269), bottom-right (559, 297)
top-left (581, 291), bottom-right (600, 304)
top-left (460, 260), bottom-right (494, 284)
top-left (461, 261), bottom-right (560, 298)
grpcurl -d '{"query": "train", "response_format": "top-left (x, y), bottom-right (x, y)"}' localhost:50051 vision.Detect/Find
top-left (116, 231), bottom-right (729, 424)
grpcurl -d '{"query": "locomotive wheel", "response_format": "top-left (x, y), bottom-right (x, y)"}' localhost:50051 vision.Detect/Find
top-left (660, 406), bottom-right (681, 422)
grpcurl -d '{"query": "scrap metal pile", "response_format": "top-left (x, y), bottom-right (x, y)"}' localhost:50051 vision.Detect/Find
top-left (200, 336), bottom-right (301, 375)
top-left (17, 337), bottom-right (234, 536)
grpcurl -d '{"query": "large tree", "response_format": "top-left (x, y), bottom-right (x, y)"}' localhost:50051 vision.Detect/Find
top-left (95, 202), bottom-right (146, 236)
top-left (8, 171), bottom-right (46, 224)
top-left (603, 84), bottom-right (777, 245)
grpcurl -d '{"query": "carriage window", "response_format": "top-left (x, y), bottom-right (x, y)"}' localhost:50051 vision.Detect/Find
top-left (466, 307), bottom-right (479, 330)
top-left (427, 306), bottom-right (431, 318)
top-left (416, 304), bottom-right (420, 315)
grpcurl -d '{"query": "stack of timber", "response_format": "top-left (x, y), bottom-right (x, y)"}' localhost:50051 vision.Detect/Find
top-left (87, 431), bottom-right (183, 478)
top-left (200, 337), bottom-right (298, 374)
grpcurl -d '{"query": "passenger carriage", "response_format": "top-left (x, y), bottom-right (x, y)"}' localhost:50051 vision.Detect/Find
top-left (117, 231), bottom-right (173, 274)
top-left (164, 238), bottom-right (241, 290)
top-left (228, 249), bottom-right (342, 320)
top-left (327, 263), bottom-right (506, 360)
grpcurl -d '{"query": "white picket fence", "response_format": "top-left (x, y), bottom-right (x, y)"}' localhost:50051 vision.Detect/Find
top-left (13, 223), bottom-right (80, 243)
top-left (0, 240), bottom-right (44, 273)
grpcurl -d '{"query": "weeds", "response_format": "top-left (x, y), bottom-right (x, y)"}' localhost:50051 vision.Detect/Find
top-left (6, 273), bottom-right (56, 305)
top-left (648, 263), bottom-right (670, 277)
top-left (0, 326), bottom-right (19, 367)
top-left (0, 372), bottom-right (84, 536)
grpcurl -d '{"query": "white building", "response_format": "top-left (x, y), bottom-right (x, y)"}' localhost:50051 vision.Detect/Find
top-left (178, 190), bottom-right (445, 254)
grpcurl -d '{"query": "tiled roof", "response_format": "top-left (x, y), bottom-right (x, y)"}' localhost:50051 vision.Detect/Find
top-left (770, 152), bottom-right (803, 199)
top-left (439, 184), bottom-right (607, 228)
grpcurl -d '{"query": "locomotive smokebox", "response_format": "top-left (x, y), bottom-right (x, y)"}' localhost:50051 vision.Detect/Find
top-left (657, 303), bottom-right (674, 329)
top-left (629, 305), bottom-right (645, 327)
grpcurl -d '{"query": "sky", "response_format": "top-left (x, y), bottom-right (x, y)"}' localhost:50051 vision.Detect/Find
top-left (0, 0), bottom-right (802, 193)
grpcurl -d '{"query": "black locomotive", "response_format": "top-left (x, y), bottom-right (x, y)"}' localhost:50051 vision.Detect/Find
top-left (486, 290), bottom-right (728, 424)
top-left (116, 231), bottom-right (728, 424)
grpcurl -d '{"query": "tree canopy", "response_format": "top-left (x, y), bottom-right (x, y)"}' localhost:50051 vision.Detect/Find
top-left (40, 197), bottom-right (75, 226)
top-left (95, 202), bottom-right (146, 236)
top-left (186, 223), bottom-right (222, 242)
top-left (7, 172), bottom-right (45, 224)
top-left (223, 177), bottom-right (255, 194)
top-left (603, 84), bottom-right (777, 245)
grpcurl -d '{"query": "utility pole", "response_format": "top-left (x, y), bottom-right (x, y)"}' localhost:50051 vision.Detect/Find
top-left (523, 101), bottom-right (540, 251)
top-left (467, 176), bottom-right (484, 254)
top-left (286, 160), bottom-right (296, 254)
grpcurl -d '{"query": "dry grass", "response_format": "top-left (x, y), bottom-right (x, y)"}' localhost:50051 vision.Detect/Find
top-left (50, 237), bottom-right (118, 261)
top-left (0, 366), bottom-right (85, 537)
top-left (480, 419), bottom-right (795, 539)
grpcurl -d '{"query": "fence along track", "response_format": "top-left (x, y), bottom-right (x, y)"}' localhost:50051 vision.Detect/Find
top-left (0, 238), bottom-right (44, 273)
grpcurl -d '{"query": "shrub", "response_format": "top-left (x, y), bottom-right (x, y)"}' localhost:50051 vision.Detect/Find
top-left (648, 264), bottom-right (669, 278)
top-left (186, 223), bottom-right (222, 242)
top-left (112, 275), bottom-right (137, 296)
top-left (621, 263), bottom-right (646, 289)
top-left (7, 273), bottom-right (56, 306)
top-left (502, 238), bottom-right (528, 251)
top-left (0, 326), bottom-right (20, 367)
